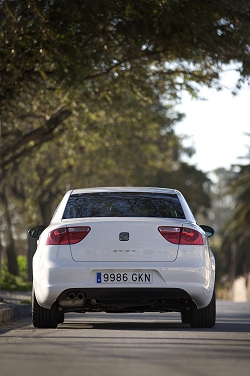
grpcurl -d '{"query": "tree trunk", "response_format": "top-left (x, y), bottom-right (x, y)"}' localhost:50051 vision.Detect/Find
top-left (39, 200), bottom-right (54, 226)
top-left (2, 187), bottom-right (19, 276)
top-left (6, 239), bottom-right (19, 276)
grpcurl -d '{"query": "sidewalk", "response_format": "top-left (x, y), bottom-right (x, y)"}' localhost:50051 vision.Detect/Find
top-left (0, 290), bottom-right (32, 325)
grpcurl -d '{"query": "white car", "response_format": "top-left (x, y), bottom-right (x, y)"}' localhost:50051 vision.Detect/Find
top-left (29, 187), bottom-right (216, 329)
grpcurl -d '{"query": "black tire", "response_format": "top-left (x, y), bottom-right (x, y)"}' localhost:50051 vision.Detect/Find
top-left (181, 311), bottom-right (191, 324)
top-left (190, 289), bottom-right (216, 328)
top-left (58, 311), bottom-right (65, 324)
top-left (32, 292), bottom-right (58, 329)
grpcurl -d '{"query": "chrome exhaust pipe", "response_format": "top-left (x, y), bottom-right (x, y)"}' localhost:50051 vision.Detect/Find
top-left (68, 292), bottom-right (76, 300)
top-left (59, 292), bottom-right (85, 307)
top-left (77, 293), bottom-right (84, 300)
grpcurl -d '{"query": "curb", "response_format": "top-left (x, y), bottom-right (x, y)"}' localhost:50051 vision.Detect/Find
top-left (0, 302), bottom-right (32, 325)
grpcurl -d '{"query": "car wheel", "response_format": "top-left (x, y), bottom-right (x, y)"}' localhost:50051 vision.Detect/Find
top-left (190, 289), bottom-right (216, 328)
top-left (181, 311), bottom-right (191, 323)
top-left (32, 292), bottom-right (58, 329)
top-left (58, 311), bottom-right (65, 324)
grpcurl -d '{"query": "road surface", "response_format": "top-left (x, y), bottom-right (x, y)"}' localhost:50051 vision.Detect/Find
top-left (0, 300), bottom-right (249, 376)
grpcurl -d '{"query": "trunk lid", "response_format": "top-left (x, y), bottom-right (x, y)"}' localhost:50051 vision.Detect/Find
top-left (63, 218), bottom-right (183, 262)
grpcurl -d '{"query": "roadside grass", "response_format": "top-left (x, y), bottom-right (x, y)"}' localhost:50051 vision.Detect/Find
top-left (0, 256), bottom-right (32, 291)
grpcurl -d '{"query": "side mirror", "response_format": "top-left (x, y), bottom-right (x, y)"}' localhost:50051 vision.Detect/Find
top-left (199, 225), bottom-right (214, 238)
top-left (28, 225), bottom-right (46, 239)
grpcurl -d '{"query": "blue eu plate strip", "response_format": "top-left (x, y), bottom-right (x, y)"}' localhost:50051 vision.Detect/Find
top-left (97, 272), bottom-right (102, 283)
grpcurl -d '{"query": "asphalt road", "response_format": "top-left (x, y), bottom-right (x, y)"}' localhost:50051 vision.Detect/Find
top-left (0, 300), bottom-right (249, 376)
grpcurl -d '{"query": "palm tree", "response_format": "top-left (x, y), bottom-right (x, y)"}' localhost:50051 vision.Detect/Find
top-left (221, 162), bottom-right (250, 280)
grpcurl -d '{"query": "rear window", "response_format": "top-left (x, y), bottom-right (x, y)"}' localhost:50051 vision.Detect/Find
top-left (63, 192), bottom-right (185, 219)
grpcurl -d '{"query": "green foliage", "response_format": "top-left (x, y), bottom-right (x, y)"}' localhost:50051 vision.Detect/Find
top-left (2, 0), bottom-right (250, 172)
top-left (2, 0), bottom-right (250, 279)
top-left (203, 159), bottom-right (250, 282)
top-left (0, 256), bottom-right (32, 291)
top-left (221, 159), bottom-right (250, 276)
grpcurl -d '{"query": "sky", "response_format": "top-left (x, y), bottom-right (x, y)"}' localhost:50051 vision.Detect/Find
top-left (175, 69), bottom-right (250, 173)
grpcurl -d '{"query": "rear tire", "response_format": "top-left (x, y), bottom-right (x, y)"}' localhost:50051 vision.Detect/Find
top-left (181, 311), bottom-right (191, 323)
top-left (58, 311), bottom-right (65, 324)
top-left (32, 292), bottom-right (58, 329)
top-left (190, 289), bottom-right (216, 328)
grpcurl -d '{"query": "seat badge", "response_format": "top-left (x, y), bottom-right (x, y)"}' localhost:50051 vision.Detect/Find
top-left (119, 232), bottom-right (129, 241)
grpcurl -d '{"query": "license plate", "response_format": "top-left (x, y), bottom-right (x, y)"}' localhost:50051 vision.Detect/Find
top-left (96, 272), bottom-right (153, 284)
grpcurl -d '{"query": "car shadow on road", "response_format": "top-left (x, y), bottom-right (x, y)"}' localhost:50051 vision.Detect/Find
top-left (58, 318), bottom-right (250, 333)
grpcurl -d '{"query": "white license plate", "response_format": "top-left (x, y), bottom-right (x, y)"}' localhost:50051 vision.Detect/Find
top-left (96, 272), bottom-right (153, 284)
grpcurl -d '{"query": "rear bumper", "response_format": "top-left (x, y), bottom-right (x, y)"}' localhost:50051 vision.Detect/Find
top-left (58, 287), bottom-right (192, 301)
top-left (56, 287), bottom-right (193, 313)
top-left (33, 264), bottom-right (215, 310)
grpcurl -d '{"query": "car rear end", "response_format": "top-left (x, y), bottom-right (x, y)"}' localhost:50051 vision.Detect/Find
top-left (32, 187), bottom-right (215, 327)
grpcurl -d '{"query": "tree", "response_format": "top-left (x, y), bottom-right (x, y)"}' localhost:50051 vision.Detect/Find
top-left (2, 0), bottom-right (250, 171)
top-left (221, 159), bottom-right (250, 278)
top-left (11, 80), bottom-right (189, 222)
top-left (2, 0), bottom-right (250, 275)
top-left (202, 168), bottom-right (238, 288)
top-left (153, 163), bottom-right (212, 217)
top-left (1, 78), bottom-right (212, 277)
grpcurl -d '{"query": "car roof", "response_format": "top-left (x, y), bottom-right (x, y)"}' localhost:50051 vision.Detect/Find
top-left (70, 187), bottom-right (179, 195)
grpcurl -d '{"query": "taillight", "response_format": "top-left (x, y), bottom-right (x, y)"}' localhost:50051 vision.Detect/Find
top-left (47, 228), bottom-right (69, 245)
top-left (180, 227), bottom-right (203, 245)
top-left (158, 227), bottom-right (181, 244)
top-left (46, 227), bottom-right (91, 245)
top-left (67, 227), bottom-right (91, 244)
top-left (158, 226), bottom-right (203, 245)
